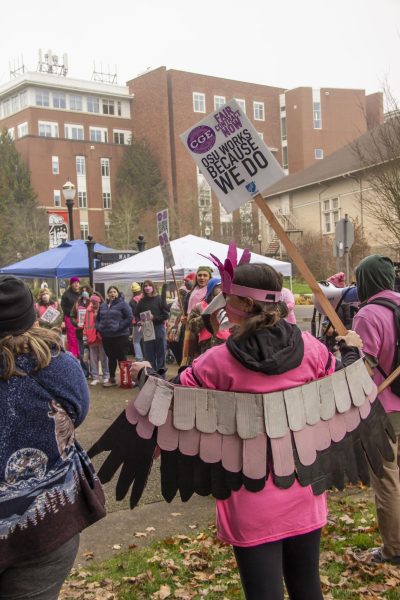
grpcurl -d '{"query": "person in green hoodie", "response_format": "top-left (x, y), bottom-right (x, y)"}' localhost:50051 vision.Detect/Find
top-left (353, 255), bottom-right (400, 565)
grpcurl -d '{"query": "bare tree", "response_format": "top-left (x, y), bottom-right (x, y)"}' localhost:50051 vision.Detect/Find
top-left (351, 87), bottom-right (400, 250)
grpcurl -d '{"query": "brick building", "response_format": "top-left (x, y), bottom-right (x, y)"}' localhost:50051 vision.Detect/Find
top-left (0, 63), bottom-right (383, 248)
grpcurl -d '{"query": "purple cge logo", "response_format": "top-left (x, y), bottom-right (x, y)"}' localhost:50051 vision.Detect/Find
top-left (187, 125), bottom-right (216, 154)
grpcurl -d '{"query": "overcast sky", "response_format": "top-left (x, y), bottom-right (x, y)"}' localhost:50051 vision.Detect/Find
top-left (1, 0), bottom-right (399, 104)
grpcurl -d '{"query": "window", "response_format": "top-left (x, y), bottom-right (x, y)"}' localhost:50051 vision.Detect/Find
top-left (53, 93), bottom-right (66, 109)
top-left (7, 128), bottom-right (15, 140)
top-left (219, 203), bottom-right (233, 238)
top-left (258, 132), bottom-right (264, 140)
top-left (282, 145), bottom-right (288, 169)
top-left (101, 158), bottom-right (110, 177)
top-left (214, 95), bottom-right (226, 110)
top-left (113, 131), bottom-right (126, 144)
top-left (322, 197), bottom-right (340, 233)
top-left (280, 116), bottom-right (287, 141)
top-left (80, 223), bottom-right (89, 240)
top-left (78, 191), bottom-right (87, 208)
top-left (20, 90), bottom-right (27, 108)
top-left (315, 148), bottom-right (324, 159)
top-left (102, 192), bottom-right (112, 209)
top-left (313, 102), bottom-right (322, 129)
top-left (38, 121), bottom-right (59, 138)
top-left (17, 122), bottom-right (28, 138)
top-left (193, 92), bottom-right (206, 113)
top-left (87, 96), bottom-right (100, 113)
top-left (102, 99), bottom-right (115, 115)
top-left (65, 124), bottom-right (84, 140)
top-left (253, 101), bottom-right (265, 121)
top-left (235, 99), bottom-right (246, 113)
top-left (53, 190), bottom-right (61, 207)
top-left (69, 94), bottom-right (82, 111)
top-left (52, 156), bottom-right (59, 175)
top-left (11, 95), bottom-right (19, 112)
top-left (117, 101), bottom-right (122, 116)
top-left (90, 127), bottom-right (108, 143)
top-left (35, 90), bottom-right (49, 107)
top-left (240, 202), bottom-right (253, 244)
top-left (2, 98), bottom-right (11, 116)
top-left (76, 156), bottom-right (86, 175)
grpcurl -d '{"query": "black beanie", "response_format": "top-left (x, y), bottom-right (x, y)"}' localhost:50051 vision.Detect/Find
top-left (356, 254), bottom-right (395, 303)
top-left (0, 275), bottom-right (37, 338)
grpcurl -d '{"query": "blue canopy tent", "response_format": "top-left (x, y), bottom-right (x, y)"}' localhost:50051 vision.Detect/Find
top-left (0, 240), bottom-right (112, 279)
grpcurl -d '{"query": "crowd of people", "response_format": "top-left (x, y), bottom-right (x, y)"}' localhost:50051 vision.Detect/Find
top-left (1, 250), bottom-right (399, 599)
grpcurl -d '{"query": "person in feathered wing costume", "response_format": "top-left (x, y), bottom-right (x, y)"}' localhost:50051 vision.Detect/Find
top-left (89, 243), bottom-right (395, 600)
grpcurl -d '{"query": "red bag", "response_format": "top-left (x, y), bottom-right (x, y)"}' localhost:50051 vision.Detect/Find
top-left (119, 360), bottom-right (133, 389)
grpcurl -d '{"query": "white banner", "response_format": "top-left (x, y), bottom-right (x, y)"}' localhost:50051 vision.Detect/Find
top-left (180, 99), bottom-right (285, 213)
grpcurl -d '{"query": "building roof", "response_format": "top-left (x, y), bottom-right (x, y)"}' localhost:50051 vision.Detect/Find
top-left (263, 121), bottom-right (399, 197)
top-left (0, 71), bottom-right (131, 99)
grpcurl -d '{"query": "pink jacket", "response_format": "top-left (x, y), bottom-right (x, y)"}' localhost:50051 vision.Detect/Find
top-left (180, 332), bottom-right (335, 547)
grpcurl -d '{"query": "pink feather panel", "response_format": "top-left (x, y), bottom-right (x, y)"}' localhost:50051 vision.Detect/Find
top-left (293, 426), bottom-right (317, 466)
top-left (125, 401), bottom-right (140, 426)
top-left (327, 412), bottom-right (347, 443)
top-left (178, 428), bottom-right (201, 457)
top-left (270, 433), bottom-right (295, 477)
top-left (136, 414), bottom-right (155, 440)
top-left (343, 405), bottom-right (361, 432)
top-left (199, 431), bottom-right (223, 463)
top-left (157, 411), bottom-right (179, 451)
top-left (243, 435), bottom-right (267, 480)
top-left (221, 434), bottom-right (243, 472)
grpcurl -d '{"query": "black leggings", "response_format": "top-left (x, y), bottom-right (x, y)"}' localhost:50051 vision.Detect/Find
top-left (233, 528), bottom-right (323, 600)
top-left (102, 335), bottom-right (128, 379)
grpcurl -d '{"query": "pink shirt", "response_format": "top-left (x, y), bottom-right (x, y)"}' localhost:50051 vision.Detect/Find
top-left (187, 286), bottom-right (207, 314)
top-left (353, 289), bottom-right (400, 413)
top-left (180, 332), bottom-right (334, 547)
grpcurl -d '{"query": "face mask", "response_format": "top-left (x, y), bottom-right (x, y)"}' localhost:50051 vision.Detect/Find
top-left (42, 294), bottom-right (50, 303)
top-left (144, 286), bottom-right (153, 294)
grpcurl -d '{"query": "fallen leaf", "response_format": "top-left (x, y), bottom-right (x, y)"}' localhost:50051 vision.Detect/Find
top-left (134, 532), bottom-right (148, 537)
top-left (152, 584), bottom-right (171, 599)
top-left (171, 512), bottom-right (182, 517)
top-left (112, 544), bottom-right (121, 550)
top-left (146, 526), bottom-right (156, 532)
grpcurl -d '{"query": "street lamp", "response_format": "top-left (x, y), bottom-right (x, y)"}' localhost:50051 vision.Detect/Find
top-left (257, 233), bottom-right (262, 254)
top-left (62, 179), bottom-right (76, 241)
top-left (204, 225), bottom-right (211, 240)
top-left (85, 235), bottom-right (96, 288)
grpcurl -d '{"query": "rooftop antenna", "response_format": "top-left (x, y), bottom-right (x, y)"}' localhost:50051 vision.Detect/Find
top-left (92, 61), bottom-right (118, 84)
top-left (9, 55), bottom-right (26, 79)
top-left (37, 48), bottom-right (68, 76)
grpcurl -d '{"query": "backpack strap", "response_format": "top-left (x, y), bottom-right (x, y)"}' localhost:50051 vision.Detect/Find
top-left (368, 298), bottom-right (400, 381)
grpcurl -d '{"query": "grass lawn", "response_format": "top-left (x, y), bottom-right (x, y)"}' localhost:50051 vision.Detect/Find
top-left (61, 488), bottom-right (400, 599)
top-left (284, 277), bottom-right (312, 295)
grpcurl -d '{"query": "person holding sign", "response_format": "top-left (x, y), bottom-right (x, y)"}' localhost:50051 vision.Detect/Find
top-left (34, 287), bottom-right (62, 330)
top-left (135, 280), bottom-right (169, 376)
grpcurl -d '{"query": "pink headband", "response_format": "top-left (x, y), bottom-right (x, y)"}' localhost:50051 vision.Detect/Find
top-left (203, 241), bottom-right (282, 304)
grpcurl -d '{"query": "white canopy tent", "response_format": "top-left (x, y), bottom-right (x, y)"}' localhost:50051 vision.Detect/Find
top-left (93, 235), bottom-right (292, 285)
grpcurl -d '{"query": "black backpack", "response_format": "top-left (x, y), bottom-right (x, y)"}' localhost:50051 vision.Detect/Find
top-left (368, 298), bottom-right (400, 396)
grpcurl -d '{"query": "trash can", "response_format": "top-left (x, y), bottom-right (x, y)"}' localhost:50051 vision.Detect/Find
top-left (119, 360), bottom-right (133, 388)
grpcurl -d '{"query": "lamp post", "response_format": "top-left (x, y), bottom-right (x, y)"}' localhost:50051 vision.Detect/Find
top-left (204, 225), bottom-right (211, 240)
top-left (62, 179), bottom-right (76, 241)
top-left (85, 235), bottom-right (96, 288)
top-left (136, 234), bottom-right (147, 252)
top-left (257, 233), bottom-right (262, 254)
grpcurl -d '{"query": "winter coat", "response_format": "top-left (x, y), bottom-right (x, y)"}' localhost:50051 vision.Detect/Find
top-left (61, 287), bottom-right (80, 317)
top-left (0, 351), bottom-right (105, 569)
top-left (96, 296), bottom-right (132, 338)
top-left (135, 295), bottom-right (169, 326)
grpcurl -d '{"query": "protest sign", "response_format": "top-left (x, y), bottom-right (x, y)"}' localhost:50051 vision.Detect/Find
top-left (140, 311), bottom-right (155, 342)
top-left (156, 209), bottom-right (170, 237)
top-left (180, 99), bottom-right (348, 336)
top-left (180, 99), bottom-right (285, 213)
top-left (48, 211), bottom-right (68, 249)
top-left (40, 305), bottom-right (61, 324)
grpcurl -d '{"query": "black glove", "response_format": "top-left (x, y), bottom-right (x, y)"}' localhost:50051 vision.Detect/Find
top-left (88, 410), bottom-right (157, 508)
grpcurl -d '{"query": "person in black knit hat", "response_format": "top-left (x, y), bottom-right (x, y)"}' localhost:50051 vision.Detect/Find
top-left (0, 276), bottom-right (105, 599)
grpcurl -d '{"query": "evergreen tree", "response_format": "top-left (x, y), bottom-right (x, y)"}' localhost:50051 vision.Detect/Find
top-left (0, 131), bottom-right (48, 266)
top-left (108, 138), bottom-right (167, 248)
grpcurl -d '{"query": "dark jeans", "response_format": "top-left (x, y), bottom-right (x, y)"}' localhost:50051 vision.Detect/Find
top-left (143, 323), bottom-right (166, 374)
top-left (233, 528), bottom-right (323, 600)
top-left (102, 335), bottom-right (129, 380)
top-left (0, 534), bottom-right (79, 600)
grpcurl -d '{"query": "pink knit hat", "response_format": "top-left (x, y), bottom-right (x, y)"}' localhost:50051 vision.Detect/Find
top-left (327, 272), bottom-right (345, 288)
top-left (69, 276), bottom-right (80, 284)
